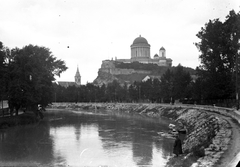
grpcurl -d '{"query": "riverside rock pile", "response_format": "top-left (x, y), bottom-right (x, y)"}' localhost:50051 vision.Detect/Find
top-left (175, 109), bottom-right (232, 167)
top-left (49, 103), bottom-right (233, 167)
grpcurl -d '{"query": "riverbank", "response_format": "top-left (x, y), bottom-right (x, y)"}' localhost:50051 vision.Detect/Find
top-left (48, 103), bottom-right (240, 167)
top-left (0, 113), bottom-right (40, 129)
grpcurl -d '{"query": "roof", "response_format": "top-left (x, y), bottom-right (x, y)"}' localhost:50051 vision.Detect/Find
top-left (160, 47), bottom-right (165, 50)
top-left (142, 76), bottom-right (151, 82)
top-left (75, 66), bottom-right (81, 77)
top-left (132, 35), bottom-right (149, 45)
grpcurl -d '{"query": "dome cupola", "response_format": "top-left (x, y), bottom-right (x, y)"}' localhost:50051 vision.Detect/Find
top-left (130, 35), bottom-right (151, 61)
top-left (132, 35), bottom-right (149, 45)
top-left (154, 54), bottom-right (159, 59)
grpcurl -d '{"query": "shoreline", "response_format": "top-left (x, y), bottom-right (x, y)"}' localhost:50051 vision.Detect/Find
top-left (0, 113), bottom-right (40, 129)
top-left (49, 102), bottom-right (240, 167)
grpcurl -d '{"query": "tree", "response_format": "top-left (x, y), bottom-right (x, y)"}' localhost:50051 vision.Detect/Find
top-left (160, 69), bottom-right (174, 103)
top-left (160, 65), bottom-right (192, 103)
top-left (152, 78), bottom-right (161, 102)
top-left (141, 79), bottom-right (153, 102)
top-left (195, 10), bottom-right (240, 102)
top-left (7, 45), bottom-right (67, 115)
top-left (0, 42), bottom-right (5, 95)
top-left (129, 82), bottom-right (138, 102)
top-left (99, 84), bottom-right (107, 102)
top-left (172, 65), bottom-right (192, 100)
top-left (106, 80), bottom-right (121, 102)
top-left (0, 42), bottom-right (7, 115)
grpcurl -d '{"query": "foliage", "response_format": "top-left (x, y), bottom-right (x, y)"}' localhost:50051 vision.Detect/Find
top-left (114, 61), bottom-right (160, 71)
top-left (2, 10), bottom-right (239, 109)
top-left (3, 44), bottom-right (67, 114)
top-left (0, 42), bottom-right (8, 101)
top-left (114, 61), bottom-right (196, 76)
top-left (53, 65), bottom-right (192, 104)
top-left (0, 42), bottom-right (5, 98)
top-left (160, 65), bottom-right (192, 103)
top-left (195, 10), bottom-right (240, 102)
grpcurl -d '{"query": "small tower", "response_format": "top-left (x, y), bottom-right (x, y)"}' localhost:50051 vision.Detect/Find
top-left (75, 66), bottom-right (81, 86)
top-left (159, 47), bottom-right (166, 58)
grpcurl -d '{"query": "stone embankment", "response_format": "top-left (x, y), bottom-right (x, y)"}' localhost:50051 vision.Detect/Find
top-left (49, 103), bottom-right (236, 167)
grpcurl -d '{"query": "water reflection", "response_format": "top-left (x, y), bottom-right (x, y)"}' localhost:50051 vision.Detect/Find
top-left (0, 121), bottom-right (56, 165)
top-left (0, 110), bottom-right (175, 166)
top-left (97, 113), bottom-right (173, 166)
top-left (75, 125), bottom-right (81, 141)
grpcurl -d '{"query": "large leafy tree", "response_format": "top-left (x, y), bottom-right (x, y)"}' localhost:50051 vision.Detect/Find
top-left (0, 42), bottom-right (10, 110)
top-left (7, 45), bottom-right (67, 114)
top-left (0, 42), bottom-right (4, 71)
top-left (160, 65), bottom-right (192, 103)
top-left (195, 10), bottom-right (240, 101)
top-left (0, 42), bottom-right (6, 106)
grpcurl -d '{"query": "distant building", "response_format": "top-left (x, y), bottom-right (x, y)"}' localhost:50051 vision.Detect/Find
top-left (142, 76), bottom-right (151, 82)
top-left (58, 66), bottom-right (81, 88)
top-left (115, 35), bottom-right (172, 66)
top-left (142, 75), bottom-right (161, 82)
top-left (75, 66), bottom-right (81, 86)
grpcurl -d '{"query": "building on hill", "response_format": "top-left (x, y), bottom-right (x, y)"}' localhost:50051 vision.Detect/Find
top-left (131, 35), bottom-right (151, 63)
top-left (58, 66), bottom-right (81, 88)
top-left (115, 35), bottom-right (172, 67)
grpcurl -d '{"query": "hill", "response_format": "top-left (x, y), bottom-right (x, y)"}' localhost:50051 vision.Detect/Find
top-left (93, 60), bottom-right (196, 86)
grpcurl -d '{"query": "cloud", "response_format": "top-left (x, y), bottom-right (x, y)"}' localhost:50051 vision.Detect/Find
top-left (0, 0), bottom-right (240, 84)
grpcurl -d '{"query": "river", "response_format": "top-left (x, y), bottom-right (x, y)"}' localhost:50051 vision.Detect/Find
top-left (0, 109), bottom-right (176, 167)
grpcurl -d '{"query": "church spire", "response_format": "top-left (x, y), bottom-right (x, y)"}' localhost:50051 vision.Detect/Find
top-left (75, 65), bottom-right (81, 86)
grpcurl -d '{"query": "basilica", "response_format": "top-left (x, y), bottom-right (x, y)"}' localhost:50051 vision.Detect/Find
top-left (58, 36), bottom-right (172, 87)
top-left (115, 35), bottom-right (172, 66)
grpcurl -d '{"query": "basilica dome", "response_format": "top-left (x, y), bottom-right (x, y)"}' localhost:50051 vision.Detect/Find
top-left (132, 35), bottom-right (149, 45)
top-left (131, 35), bottom-right (150, 61)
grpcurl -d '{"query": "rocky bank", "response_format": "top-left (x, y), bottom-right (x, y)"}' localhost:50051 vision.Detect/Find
top-left (49, 103), bottom-right (236, 167)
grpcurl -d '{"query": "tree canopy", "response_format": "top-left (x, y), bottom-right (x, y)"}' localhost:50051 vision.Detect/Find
top-left (2, 44), bottom-right (67, 114)
top-left (195, 10), bottom-right (240, 101)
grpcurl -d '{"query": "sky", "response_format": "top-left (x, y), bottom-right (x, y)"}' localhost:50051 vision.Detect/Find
top-left (1, 0), bottom-right (240, 84)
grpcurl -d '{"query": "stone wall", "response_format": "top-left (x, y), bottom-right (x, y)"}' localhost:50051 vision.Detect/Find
top-left (101, 60), bottom-right (115, 69)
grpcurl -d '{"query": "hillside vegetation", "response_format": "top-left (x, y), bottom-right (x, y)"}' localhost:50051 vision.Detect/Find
top-left (114, 61), bottom-right (196, 76)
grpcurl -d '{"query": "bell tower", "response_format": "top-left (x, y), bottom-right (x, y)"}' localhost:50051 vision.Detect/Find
top-left (75, 66), bottom-right (81, 86)
top-left (159, 47), bottom-right (166, 58)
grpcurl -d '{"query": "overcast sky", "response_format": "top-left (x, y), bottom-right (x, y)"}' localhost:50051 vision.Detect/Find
top-left (1, 0), bottom-right (240, 84)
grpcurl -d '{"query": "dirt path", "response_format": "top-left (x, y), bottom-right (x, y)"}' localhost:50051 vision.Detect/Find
top-left (214, 115), bottom-right (240, 167)
top-left (183, 106), bottom-right (240, 167)
top-left (165, 110), bottom-right (240, 167)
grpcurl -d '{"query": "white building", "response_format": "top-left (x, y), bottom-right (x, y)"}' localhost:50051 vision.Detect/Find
top-left (116, 35), bottom-right (172, 66)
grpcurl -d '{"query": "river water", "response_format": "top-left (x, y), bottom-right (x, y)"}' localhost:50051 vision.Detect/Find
top-left (0, 109), bottom-right (176, 167)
